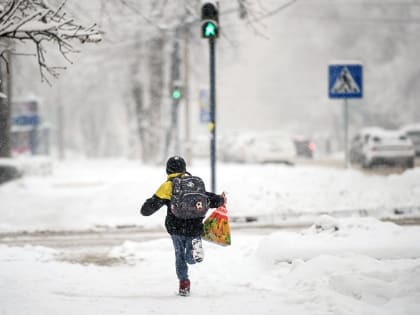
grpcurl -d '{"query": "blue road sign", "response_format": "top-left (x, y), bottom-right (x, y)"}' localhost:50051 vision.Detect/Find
top-left (199, 88), bottom-right (210, 123)
top-left (13, 115), bottom-right (40, 126)
top-left (329, 64), bottom-right (363, 99)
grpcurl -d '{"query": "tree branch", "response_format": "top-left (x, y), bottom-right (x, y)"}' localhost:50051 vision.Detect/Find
top-left (0, 0), bottom-right (102, 83)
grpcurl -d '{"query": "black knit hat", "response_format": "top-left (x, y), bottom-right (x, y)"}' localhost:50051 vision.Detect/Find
top-left (166, 156), bottom-right (186, 174)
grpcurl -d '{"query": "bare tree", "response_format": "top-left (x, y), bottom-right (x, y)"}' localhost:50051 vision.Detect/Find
top-left (117, 0), bottom-right (170, 163)
top-left (0, 0), bottom-right (102, 82)
top-left (110, 0), bottom-right (271, 163)
top-left (0, 0), bottom-right (102, 157)
top-left (5, 0), bottom-right (296, 160)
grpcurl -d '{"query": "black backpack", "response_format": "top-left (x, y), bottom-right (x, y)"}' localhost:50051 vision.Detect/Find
top-left (170, 173), bottom-right (209, 219)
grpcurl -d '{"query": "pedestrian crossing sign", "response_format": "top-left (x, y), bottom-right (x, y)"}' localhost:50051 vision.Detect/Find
top-left (329, 64), bottom-right (363, 99)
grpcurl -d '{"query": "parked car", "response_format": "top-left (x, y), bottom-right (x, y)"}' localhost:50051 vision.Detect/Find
top-left (293, 136), bottom-right (315, 158)
top-left (220, 132), bottom-right (295, 164)
top-left (400, 123), bottom-right (420, 156)
top-left (0, 159), bottom-right (22, 185)
top-left (218, 132), bottom-right (245, 162)
top-left (350, 127), bottom-right (415, 168)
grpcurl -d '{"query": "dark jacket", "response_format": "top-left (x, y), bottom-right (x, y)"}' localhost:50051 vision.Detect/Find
top-left (141, 172), bottom-right (224, 237)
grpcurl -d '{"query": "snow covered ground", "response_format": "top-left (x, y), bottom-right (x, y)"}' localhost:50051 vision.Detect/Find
top-left (1, 216), bottom-right (420, 315)
top-left (1, 158), bottom-right (420, 314)
top-left (0, 158), bottom-right (420, 232)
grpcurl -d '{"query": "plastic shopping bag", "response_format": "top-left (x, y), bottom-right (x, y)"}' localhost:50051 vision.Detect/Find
top-left (202, 203), bottom-right (231, 246)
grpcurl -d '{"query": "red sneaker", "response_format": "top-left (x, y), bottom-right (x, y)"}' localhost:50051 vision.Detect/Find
top-left (179, 279), bottom-right (190, 296)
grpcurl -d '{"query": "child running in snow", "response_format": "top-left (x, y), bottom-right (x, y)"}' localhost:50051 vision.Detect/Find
top-left (140, 156), bottom-right (225, 296)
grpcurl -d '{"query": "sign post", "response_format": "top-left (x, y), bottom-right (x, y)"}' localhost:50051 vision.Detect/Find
top-left (328, 62), bottom-right (363, 168)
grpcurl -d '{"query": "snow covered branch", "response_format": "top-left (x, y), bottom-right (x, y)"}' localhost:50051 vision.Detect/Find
top-left (0, 0), bottom-right (102, 83)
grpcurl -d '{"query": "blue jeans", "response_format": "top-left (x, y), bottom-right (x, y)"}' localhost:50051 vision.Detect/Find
top-left (170, 235), bottom-right (199, 281)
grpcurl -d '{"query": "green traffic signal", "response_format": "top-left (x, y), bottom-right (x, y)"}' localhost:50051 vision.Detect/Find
top-left (203, 21), bottom-right (217, 38)
top-left (201, 3), bottom-right (219, 39)
top-left (172, 89), bottom-right (182, 100)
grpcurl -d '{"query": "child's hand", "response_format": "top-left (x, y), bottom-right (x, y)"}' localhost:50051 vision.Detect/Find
top-left (222, 192), bottom-right (227, 205)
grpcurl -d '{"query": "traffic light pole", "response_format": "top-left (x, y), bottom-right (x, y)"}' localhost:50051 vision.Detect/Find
top-left (201, 1), bottom-right (219, 193)
top-left (209, 37), bottom-right (216, 193)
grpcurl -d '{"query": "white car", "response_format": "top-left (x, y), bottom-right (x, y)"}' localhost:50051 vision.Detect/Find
top-left (351, 127), bottom-right (415, 168)
top-left (400, 123), bottom-right (420, 157)
top-left (220, 132), bottom-right (296, 164)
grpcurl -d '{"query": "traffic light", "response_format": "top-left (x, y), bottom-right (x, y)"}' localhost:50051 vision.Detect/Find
top-left (172, 87), bottom-right (182, 100)
top-left (171, 82), bottom-right (183, 100)
top-left (201, 1), bottom-right (219, 39)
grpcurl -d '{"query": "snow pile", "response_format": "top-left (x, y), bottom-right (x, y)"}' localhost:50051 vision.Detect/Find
top-left (108, 239), bottom-right (173, 265)
top-left (258, 216), bottom-right (420, 263)
top-left (222, 163), bottom-right (420, 219)
top-left (259, 254), bottom-right (420, 315)
top-left (0, 156), bottom-right (53, 176)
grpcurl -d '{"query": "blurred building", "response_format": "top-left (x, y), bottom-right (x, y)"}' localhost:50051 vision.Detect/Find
top-left (11, 98), bottom-right (50, 156)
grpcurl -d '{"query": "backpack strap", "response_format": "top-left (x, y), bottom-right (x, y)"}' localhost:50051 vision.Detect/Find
top-left (168, 171), bottom-right (191, 181)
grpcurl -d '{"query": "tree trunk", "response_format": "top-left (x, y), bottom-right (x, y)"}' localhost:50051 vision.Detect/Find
top-left (130, 31), bottom-right (146, 161)
top-left (130, 32), bottom-right (165, 164)
top-left (132, 35), bottom-right (165, 163)
top-left (0, 50), bottom-right (11, 158)
top-left (132, 84), bottom-right (145, 159)
top-left (140, 34), bottom-right (165, 164)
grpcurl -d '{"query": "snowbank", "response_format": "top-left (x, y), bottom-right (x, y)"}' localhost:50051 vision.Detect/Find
top-left (258, 216), bottom-right (420, 263)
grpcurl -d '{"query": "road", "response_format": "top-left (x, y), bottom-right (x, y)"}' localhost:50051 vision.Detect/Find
top-left (1, 217), bottom-right (419, 249)
top-left (0, 225), bottom-right (287, 266)
top-left (0, 227), bottom-right (165, 248)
